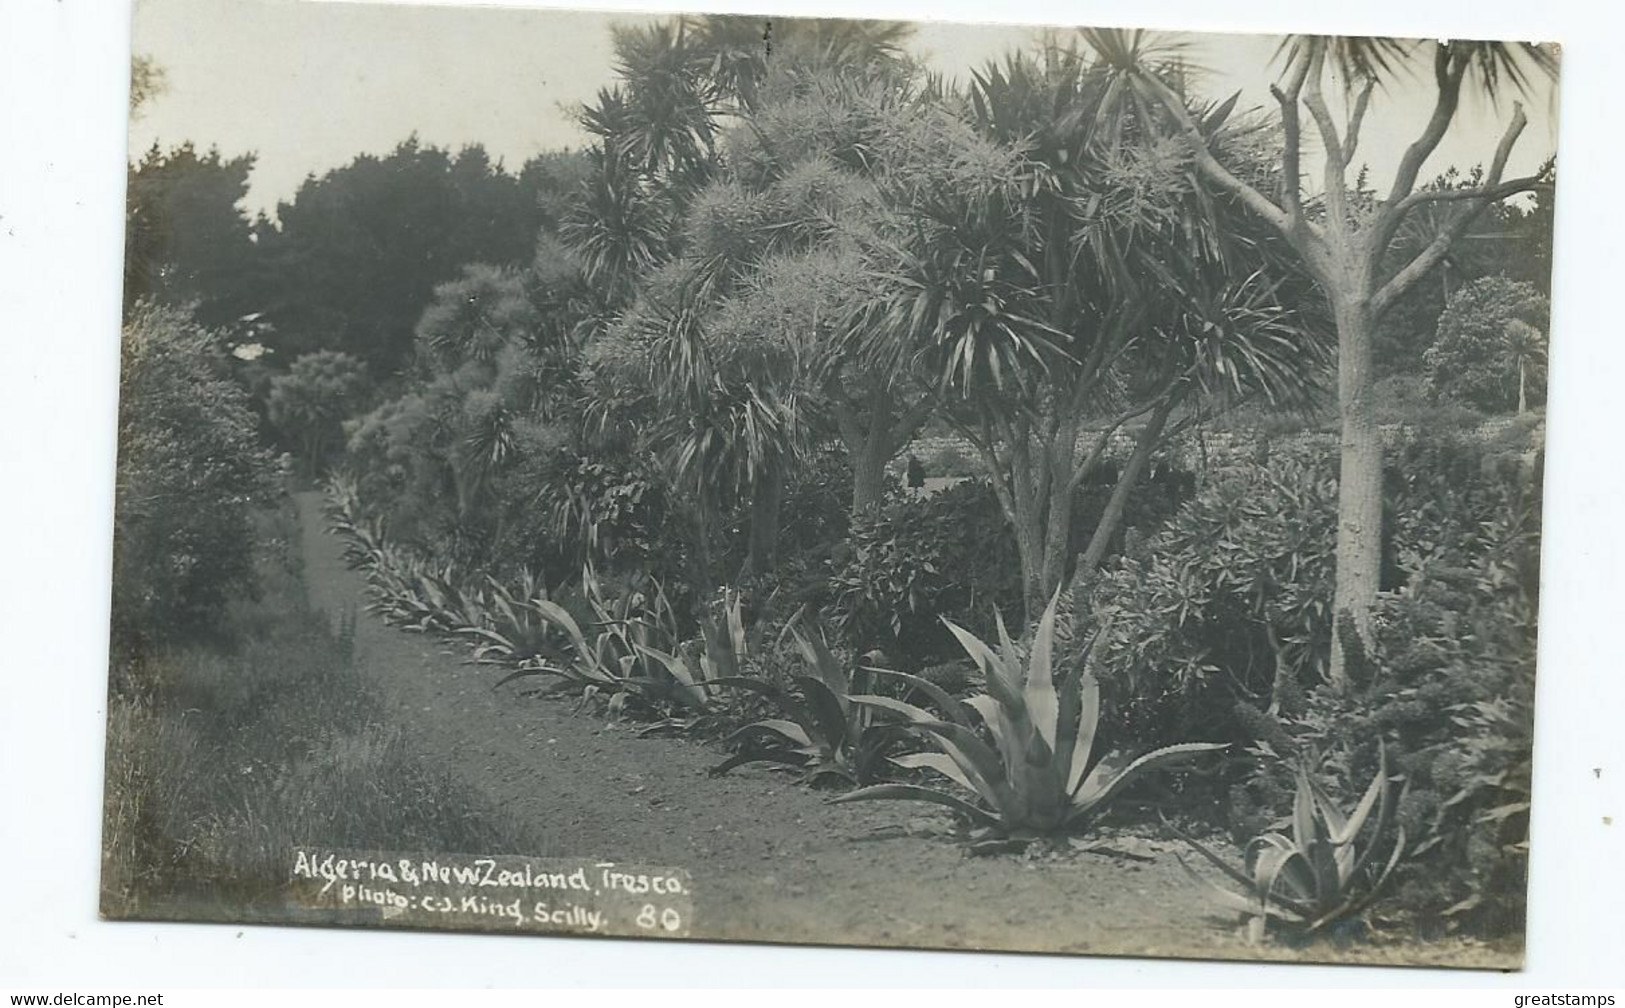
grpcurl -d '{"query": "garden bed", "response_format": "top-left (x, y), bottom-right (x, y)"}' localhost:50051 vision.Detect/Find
top-left (289, 492), bottom-right (1517, 969)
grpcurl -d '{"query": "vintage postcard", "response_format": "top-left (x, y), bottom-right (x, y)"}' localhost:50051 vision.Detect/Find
top-left (106, 0), bottom-right (1556, 968)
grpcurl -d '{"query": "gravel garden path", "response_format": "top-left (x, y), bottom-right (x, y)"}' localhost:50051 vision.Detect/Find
top-left (291, 492), bottom-right (1503, 969)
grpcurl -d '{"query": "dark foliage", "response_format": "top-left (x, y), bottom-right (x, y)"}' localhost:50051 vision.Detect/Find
top-left (111, 305), bottom-right (277, 655)
top-left (124, 144), bottom-right (259, 329)
top-left (829, 480), bottom-right (1022, 666)
top-left (253, 140), bottom-right (583, 372)
top-left (488, 447), bottom-right (689, 589)
top-left (830, 455), bottom-right (1199, 666)
top-left (733, 447), bottom-right (855, 625)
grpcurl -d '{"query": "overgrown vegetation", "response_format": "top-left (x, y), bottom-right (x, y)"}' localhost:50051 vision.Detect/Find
top-left (116, 17), bottom-right (1553, 952)
top-left (103, 502), bottom-right (520, 916)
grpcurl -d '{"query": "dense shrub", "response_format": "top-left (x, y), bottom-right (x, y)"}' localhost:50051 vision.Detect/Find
top-left (265, 350), bottom-right (370, 477)
top-left (1372, 375), bottom-right (1486, 430)
top-left (493, 446), bottom-right (688, 585)
top-left (112, 304), bottom-right (276, 652)
top-left (1086, 439), bottom-right (1338, 747)
top-left (737, 448), bottom-right (855, 624)
top-left (1083, 428), bottom-right (1541, 934)
top-left (1312, 435), bottom-right (1539, 932)
top-left (830, 480), bottom-right (1021, 666)
top-left (828, 459), bottom-right (1194, 666)
top-left (1424, 277), bottom-right (1549, 414)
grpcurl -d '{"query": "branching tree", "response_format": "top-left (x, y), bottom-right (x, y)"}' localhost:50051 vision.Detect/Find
top-left (717, 73), bottom-right (964, 517)
top-left (255, 139), bottom-right (543, 371)
top-left (566, 20), bottom-right (932, 585)
top-left (1097, 29), bottom-right (1557, 683)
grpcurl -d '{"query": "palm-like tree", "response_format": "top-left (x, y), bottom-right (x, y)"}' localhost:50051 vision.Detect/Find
top-left (605, 275), bottom-right (812, 587)
top-left (686, 15), bottom-right (914, 114)
top-left (856, 44), bottom-right (1323, 621)
top-left (569, 30), bottom-right (949, 583)
top-left (1090, 29), bottom-right (1557, 684)
top-left (561, 150), bottom-right (672, 312)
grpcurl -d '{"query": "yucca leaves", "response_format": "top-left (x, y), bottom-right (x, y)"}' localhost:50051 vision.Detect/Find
top-left (1168, 744), bottom-right (1408, 943)
top-left (834, 592), bottom-right (1225, 839)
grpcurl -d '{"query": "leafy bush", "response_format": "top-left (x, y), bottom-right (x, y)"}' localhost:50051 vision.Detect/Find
top-left (1304, 447), bottom-right (1539, 933)
top-left (112, 304), bottom-right (276, 651)
top-left (739, 448), bottom-right (855, 624)
top-left (489, 446), bottom-right (687, 587)
top-left (1423, 276), bottom-right (1549, 414)
top-left (829, 453), bottom-right (1196, 666)
top-left (1087, 439), bottom-right (1339, 747)
top-left (1093, 428), bottom-right (1540, 934)
top-left (266, 350), bottom-right (370, 477)
top-left (829, 480), bottom-right (1024, 665)
top-left (1371, 375), bottom-right (1485, 431)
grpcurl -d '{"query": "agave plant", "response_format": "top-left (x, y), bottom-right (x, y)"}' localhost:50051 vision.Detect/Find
top-left (322, 473), bottom-right (390, 571)
top-left (458, 571), bottom-right (565, 667)
top-left (321, 471), bottom-right (364, 524)
top-left (633, 587), bottom-right (751, 713)
top-left (832, 594), bottom-right (1227, 842)
top-left (1166, 744), bottom-right (1409, 944)
top-left (493, 566), bottom-right (704, 713)
top-left (703, 622), bottom-right (931, 785)
top-left (498, 593), bottom-right (640, 694)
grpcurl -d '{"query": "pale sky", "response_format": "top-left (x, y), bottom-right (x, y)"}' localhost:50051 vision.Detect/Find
top-left (128, 0), bottom-right (1561, 219)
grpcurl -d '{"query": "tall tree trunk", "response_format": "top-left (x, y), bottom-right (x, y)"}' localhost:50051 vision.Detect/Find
top-left (1329, 295), bottom-right (1383, 689)
top-left (850, 437), bottom-right (890, 518)
top-left (685, 496), bottom-right (717, 598)
top-left (1015, 495), bottom-right (1047, 626)
top-left (997, 436), bottom-right (1050, 625)
top-left (840, 384), bottom-right (930, 520)
top-left (1035, 412), bottom-right (1084, 614)
top-left (1075, 400), bottom-right (1174, 577)
top-left (743, 472), bottom-right (783, 577)
top-left (449, 452), bottom-right (476, 520)
top-left (1135, 39), bottom-right (1545, 696)
top-left (302, 430), bottom-right (322, 482)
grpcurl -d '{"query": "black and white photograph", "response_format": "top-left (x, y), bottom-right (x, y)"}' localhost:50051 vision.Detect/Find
top-left (91, 0), bottom-right (1565, 974)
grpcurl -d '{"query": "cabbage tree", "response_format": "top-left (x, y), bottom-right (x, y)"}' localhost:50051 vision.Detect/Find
top-left (1092, 29), bottom-right (1557, 683)
top-left (855, 45), bottom-right (1322, 621)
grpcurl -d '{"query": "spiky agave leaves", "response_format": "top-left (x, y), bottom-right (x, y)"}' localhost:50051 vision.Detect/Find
top-left (832, 592), bottom-right (1227, 838)
top-left (1167, 743), bottom-right (1409, 944)
top-left (624, 583), bottom-right (746, 713)
top-left (495, 565), bottom-right (720, 718)
top-left (704, 622), bottom-right (924, 785)
top-left (455, 572), bottom-right (565, 669)
top-left (493, 592), bottom-right (644, 696)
